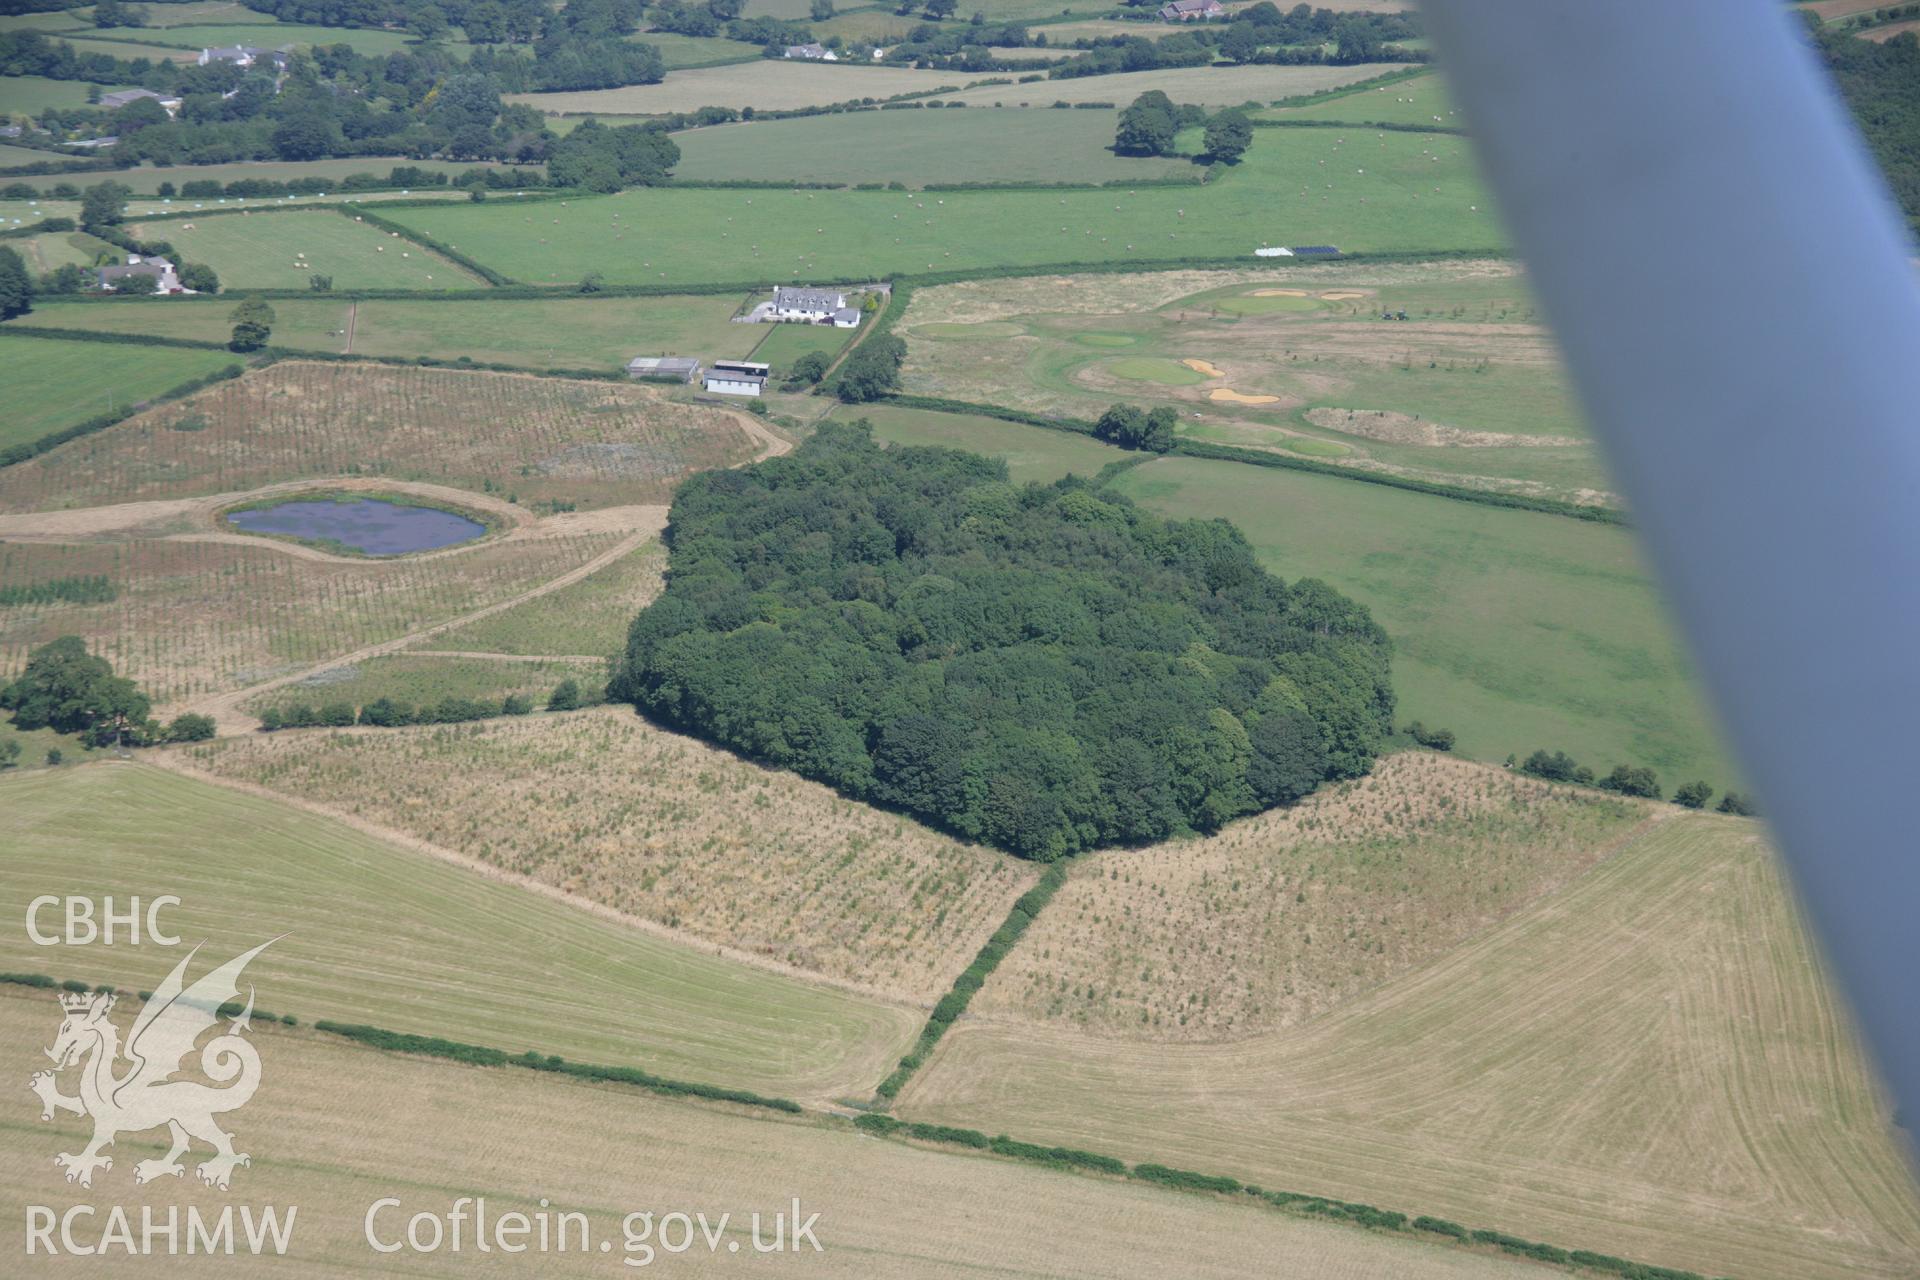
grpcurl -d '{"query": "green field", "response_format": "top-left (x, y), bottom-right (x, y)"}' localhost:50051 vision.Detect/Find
top-left (1262, 70), bottom-right (1462, 127)
top-left (383, 126), bottom-right (1495, 287)
top-left (1106, 454), bottom-right (1735, 788)
top-left (746, 317), bottom-right (856, 371)
top-left (4, 227), bottom-right (115, 272)
top-left (846, 402), bottom-right (1127, 483)
top-left (13, 291), bottom-right (762, 368)
top-left (0, 75), bottom-right (123, 115)
top-left (0, 197), bottom-right (82, 229)
top-left (628, 31), bottom-right (764, 68)
top-left (671, 109), bottom-right (1202, 187)
top-left (65, 21), bottom-right (418, 55)
top-left (146, 208), bottom-right (484, 289)
top-left (0, 332), bottom-right (237, 452)
top-left (243, 653), bottom-right (609, 718)
top-left (0, 763), bottom-right (917, 1101)
top-left (0, 142), bottom-right (58, 166)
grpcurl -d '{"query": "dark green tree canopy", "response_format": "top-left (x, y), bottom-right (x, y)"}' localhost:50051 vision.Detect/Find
top-left (1, 635), bottom-right (151, 745)
top-left (614, 425), bottom-right (1393, 859)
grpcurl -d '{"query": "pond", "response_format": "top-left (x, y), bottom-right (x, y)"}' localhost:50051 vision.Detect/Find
top-left (225, 495), bottom-right (487, 556)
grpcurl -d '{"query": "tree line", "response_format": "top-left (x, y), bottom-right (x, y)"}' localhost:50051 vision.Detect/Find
top-left (612, 423), bottom-right (1395, 860)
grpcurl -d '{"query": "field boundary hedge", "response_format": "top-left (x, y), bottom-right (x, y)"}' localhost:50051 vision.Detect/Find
top-left (848, 1109), bottom-right (1716, 1280)
top-left (312, 1020), bottom-right (803, 1114)
top-left (875, 859), bottom-right (1072, 1099)
top-left (873, 392), bottom-right (1625, 525)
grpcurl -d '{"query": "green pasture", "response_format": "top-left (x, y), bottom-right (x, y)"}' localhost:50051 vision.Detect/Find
top-left (0, 764), bottom-right (916, 1099)
top-left (1072, 330), bottom-right (1137, 346)
top-left (12, 292), bottom-right (759, 368)
top-left (383, 127), bottom-right (1496, 287)
top-left (0, 76), bottom-right (121, 116)
top-left (0, 198), bottom-right (82, 229)
top-left (1215, 292), bottom-right (1323, 314)
top-left (670, 109), bottom-right (1202, 187)
top-left (1109, 455), bottom-right (1736, 788)
top-left (6, 227), bottom-right (115, 273)
top-left (1261, 70), bottom-right (1461, 128)
top-left (747, 319), bottom-right (856, 370)
top-left (68, 22), bottom-right (417, 55)
top-left (144, 208), bottom-right (483, 290)
top-left (0, 143), bottom-right (57, 166)
top-left (628, 32), bottom-right (764, 68)
top-left (0, 332), bottom-right (238, 453)
top-left (842, 402), bottom-right (1125, 485)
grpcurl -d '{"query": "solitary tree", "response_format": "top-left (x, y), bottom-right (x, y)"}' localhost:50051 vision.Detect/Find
top-left (0, 245), bottom-right (31, 320)
top-left (0, 636), bottom-right (151, 746)
top-left (79, 181), bottom-right (131, 230)
top-left (548, 678), bottom-right (583, 711)
top-left (1203, 108), bottom-right (1253, 164)
top-left (1115, 91), bottom-right (1178, 156)
top-left (228, 297), bottom-right (274, 352)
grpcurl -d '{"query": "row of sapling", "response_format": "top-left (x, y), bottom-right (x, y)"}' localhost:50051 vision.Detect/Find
top-left (258, 678), bottom-right (592, 732)
top-left (1514, 747), bottom-right (1754, 813)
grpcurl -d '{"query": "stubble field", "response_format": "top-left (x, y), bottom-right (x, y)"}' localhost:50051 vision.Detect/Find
top-left (0, 764), bottom-right (917, 1100)
top-left (899, 816), bottom-right (1920, 1280)
top-left (186, 706), bottom-right (1040, 1004)
top-left (0, 986), bottom-right (1557, 1278)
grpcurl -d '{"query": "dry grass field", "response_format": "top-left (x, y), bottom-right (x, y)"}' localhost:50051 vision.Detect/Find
top-left (897, 259), bottom-right (1606, 503)
top-left (0, 528), bottom-right (628, 705)
top-left (899, 816), bottom-right (1920, 1280)
top-left (0, 989), bottom-right (1555, 1279)
top-left (428, 538), bottom-right (666, 656)
top-left (0, 362), bottom-right (768, 514)
top-left (943, 63), bottom-right (1390, 107)
top-left (969, 752), bottom-right (1649, 1040)
top-left (0, 764), bottom-right (916, 1101)
top-left (186, 707), bottom-right (1039, 1004)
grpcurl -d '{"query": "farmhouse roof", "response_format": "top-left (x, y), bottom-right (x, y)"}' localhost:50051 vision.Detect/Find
top-left (785, 42), bottom-right (830, 58)
top-left (832, 307), bottom-right (860, 324)
top-left (99, 88), bottom-right (163, 109)
top-left (774, 285), bottom-right (844, 311)
top-left (1159, 0), bottom-right (1222, 16)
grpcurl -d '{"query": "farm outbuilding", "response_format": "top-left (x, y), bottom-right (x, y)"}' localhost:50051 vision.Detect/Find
top-left (703, 360), bottom-right (770, 396)
top-left (626, 356), bottom-right (703, 383)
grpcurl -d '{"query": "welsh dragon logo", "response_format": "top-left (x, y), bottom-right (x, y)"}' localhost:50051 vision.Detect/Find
top-left (29, 941), bottom-right (275, 1191)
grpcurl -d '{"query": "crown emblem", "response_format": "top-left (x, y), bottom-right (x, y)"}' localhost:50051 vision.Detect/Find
top-left (58, 990), bottom-right (107, 1014)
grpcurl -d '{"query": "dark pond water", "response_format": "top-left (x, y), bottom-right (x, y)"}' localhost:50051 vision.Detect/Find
top-left (226, 496), bottom-right (486, 556)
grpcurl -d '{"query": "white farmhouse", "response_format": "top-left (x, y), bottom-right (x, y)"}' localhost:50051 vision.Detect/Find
top-left (772, 285), bottom-right (846, 322)
top-left (95, 254), bottom-right (186, 294)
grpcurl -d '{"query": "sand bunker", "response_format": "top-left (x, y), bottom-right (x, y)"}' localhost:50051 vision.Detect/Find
top-left (1319, 291), bottom-right (1368, 300)
top-left (1181, 358), bottom-right (1226, 378)
top-left (1250, 289), bottom-right (1310, 297)
top-left (1210, 389), bottom-right (1281, 405)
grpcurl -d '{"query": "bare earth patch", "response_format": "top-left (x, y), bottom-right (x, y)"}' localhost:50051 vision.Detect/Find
top-left (187, 706), bottom-right (1038, 1005)
top-left (1181, 358), bottom-right (1226, 378)
top-left (1210, 388), bottom-right (1282, 405)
